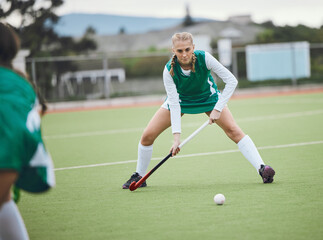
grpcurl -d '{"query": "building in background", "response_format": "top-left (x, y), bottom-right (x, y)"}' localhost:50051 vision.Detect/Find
top-left (228, 15), bottom-right (253, 25)
top-left (93, 19), bottom-right (264, 54)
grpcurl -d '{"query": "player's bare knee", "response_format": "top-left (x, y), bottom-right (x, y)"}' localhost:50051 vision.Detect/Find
top-left (140, 133), bottom-right (155, 146)
top-left (225, 127), bottom-right (244, 143)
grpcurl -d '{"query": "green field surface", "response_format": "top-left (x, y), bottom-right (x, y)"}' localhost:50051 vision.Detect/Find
top-left (19, 92), bottom-right (323, 240)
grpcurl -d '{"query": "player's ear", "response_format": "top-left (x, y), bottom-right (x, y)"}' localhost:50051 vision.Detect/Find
top-left (193, 44), bottom-right (195, 50)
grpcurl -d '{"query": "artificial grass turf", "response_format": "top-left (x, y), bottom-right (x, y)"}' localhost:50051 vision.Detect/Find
top-left (19, 92), bottom-right (323, 240)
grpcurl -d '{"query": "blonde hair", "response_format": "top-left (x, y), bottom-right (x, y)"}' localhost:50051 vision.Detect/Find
top-left (171, 32), bottom-right (193, 46)
top-left (169, 32), bottom-right (196, 76)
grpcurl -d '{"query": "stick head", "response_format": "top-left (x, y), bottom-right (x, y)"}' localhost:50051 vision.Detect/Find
top-left (129, 181), bottom-right (137, 191)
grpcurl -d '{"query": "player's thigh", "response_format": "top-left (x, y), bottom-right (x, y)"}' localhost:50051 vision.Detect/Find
top-left (141, 108), bottom-right (172, 144)
top-left (0, 170), bottom-right (18, 205)
top-left (212, 107), bottom-right (244, 143)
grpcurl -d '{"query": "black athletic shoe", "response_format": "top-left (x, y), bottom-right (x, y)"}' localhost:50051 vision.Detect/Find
top-left (259, 164), bottom-right (275, 183)
top-left (122, 172), bottom-right (147, 189)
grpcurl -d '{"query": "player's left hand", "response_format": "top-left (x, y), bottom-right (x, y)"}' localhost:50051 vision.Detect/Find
top-left (170, 142), bottom-right (180, 156)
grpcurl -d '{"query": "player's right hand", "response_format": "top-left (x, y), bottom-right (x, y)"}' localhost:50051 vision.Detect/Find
top-left (170, 133), bottom-right (181, 156)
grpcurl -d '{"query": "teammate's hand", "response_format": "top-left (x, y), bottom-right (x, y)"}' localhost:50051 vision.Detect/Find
top-left (209, 109), bottom-right (221, 124)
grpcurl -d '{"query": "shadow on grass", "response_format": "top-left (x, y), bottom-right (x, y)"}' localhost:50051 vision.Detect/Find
top-left (125, 180), bottom-right (280, 194)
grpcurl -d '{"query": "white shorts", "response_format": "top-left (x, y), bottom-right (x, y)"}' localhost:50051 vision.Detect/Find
top-left (161, 92), bottom-right (224, 112)
top-left (161, 101), bottom-right (169, 110)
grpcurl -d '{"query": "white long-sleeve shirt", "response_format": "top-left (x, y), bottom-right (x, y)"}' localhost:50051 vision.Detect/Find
top-left (163, 52), bottom-right (238, 134)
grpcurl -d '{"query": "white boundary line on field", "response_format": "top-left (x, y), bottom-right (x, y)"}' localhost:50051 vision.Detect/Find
top-left (44, 109), bottom-right (323, 140)
top-left (237, 109), bottom-right (323, 122)
top-left (54, 140), bottom-right (323, 171)
top-left (45, 127), bottom-right (144, 139)
top-left (246, 98), bottom-right (323, 105)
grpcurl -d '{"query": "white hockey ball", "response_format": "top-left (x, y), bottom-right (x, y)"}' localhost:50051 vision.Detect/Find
top-left (214, 193), bottom-right (225, 205)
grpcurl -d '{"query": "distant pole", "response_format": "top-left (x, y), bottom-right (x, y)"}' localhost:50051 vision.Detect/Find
top-left (31, 59), bottom-right (37, 85)
top-left (232, 49), bottom-right (238, 81)
top-left (103, 56), bottom-right (110, 98)
top-left (291, 43), bottom-right (297, 86)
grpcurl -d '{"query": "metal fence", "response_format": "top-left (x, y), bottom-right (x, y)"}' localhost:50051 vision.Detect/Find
top-left (25, 43), bottom-right (323, 102)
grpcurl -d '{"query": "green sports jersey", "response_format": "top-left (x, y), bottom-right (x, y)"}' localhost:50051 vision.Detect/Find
top-left (166, 50), bottom-right (220, 114)
top-left (0, 67), bottom-right (55, 193)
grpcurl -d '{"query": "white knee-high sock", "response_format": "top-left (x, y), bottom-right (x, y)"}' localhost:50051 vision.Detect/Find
top-left (136, 142), bottom-right (153, 177)
top-left (0, 200), bottom-right (29, 240)
top-left (238, 135), bottom-right (265, 171)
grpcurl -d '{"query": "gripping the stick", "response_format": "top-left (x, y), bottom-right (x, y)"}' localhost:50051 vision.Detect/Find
top-left (129, 120), bottom-right (209, 191)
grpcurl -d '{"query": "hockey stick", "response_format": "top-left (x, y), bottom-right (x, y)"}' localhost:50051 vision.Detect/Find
top-left (129, 120), bottom-right (209, 191)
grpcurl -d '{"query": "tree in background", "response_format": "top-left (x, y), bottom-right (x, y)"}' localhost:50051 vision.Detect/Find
top-left (0, 0), bottom-right (97, 100)
top-left (182, 3), bottom-right (194, 27)
top-left (256, 21), bottom-right (323, 43)
top-left (0, 0), bottom-right (97, 56)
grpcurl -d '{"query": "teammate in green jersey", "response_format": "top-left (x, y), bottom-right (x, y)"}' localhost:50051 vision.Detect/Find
top-left (0, 22), bottom-right (55, 240)
top-left (122, 32), bottom-right (275, 189)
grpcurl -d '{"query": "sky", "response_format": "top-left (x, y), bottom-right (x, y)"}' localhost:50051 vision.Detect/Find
top-left (53, 0), bottom-right (323, 28)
